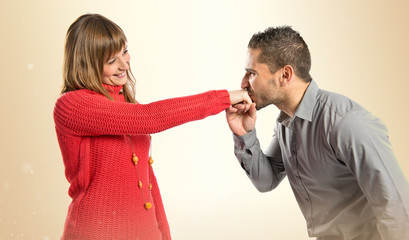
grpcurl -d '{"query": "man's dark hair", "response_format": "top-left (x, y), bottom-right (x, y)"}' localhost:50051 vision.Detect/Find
top-left (248, 26), bottom-right (312, 82)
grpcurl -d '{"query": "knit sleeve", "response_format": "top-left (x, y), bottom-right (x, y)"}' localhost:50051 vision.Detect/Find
top-left (54, 89), bottom-right (231, 136)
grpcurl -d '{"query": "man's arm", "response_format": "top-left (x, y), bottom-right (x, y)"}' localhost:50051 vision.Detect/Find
top-left (227, 103), bottom-right (286, 192)
top-left (234, 129), bottom-right (286, 192)
top-left (331, 111), bottom-right (409, 239)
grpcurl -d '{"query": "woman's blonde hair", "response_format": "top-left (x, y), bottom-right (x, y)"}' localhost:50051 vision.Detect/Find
top-left (62, 13), bottom-right (136, 103)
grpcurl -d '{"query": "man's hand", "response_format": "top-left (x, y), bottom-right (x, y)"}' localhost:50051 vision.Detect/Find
top-left (226, 102), bottom-right (257, 136)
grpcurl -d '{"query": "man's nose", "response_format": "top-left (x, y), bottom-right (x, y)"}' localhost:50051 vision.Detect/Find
top-left (241, 77), bottom-right (249, 90)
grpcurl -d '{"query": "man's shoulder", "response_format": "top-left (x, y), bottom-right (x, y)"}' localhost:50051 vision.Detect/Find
top-left (315, 89), bottom-right (364, 117)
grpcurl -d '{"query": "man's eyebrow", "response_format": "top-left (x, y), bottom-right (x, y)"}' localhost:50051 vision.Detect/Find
top-left (245, 68), bottom-right (255, 73)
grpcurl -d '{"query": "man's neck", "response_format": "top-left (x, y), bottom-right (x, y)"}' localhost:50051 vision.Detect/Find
top-left (278, 80), bottom-right (311, 118)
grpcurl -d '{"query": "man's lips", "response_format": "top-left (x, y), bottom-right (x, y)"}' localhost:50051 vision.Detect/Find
top-left (246, 89), bottom-right (255, 100)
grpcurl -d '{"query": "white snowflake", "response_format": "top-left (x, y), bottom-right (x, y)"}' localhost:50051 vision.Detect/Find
top-left (22, 163), bottom-right (34, 174)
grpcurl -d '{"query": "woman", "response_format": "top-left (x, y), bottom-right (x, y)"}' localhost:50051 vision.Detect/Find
top-left (54, 14), bottom-right (251, 239)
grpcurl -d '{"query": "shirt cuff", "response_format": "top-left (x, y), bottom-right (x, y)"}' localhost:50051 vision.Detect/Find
top-left (233, 129), bottom-right (257, 148)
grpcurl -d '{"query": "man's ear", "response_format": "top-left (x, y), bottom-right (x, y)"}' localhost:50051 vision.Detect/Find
top-left (280, 65), bottom-right (294, 86)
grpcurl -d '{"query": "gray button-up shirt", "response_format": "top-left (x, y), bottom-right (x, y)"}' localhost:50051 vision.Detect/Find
top-left (234, 80), bottom-right (409, 239)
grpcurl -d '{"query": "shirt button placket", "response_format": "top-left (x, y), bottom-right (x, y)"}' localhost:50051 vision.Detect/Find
top-left (294, 128), bottom-right (311, 206)
top-left (291, 131), bottom-right (300, 185)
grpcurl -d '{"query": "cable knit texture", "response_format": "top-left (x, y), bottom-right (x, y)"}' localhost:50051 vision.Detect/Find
top-left (54, 84), bottom-right (230, 239)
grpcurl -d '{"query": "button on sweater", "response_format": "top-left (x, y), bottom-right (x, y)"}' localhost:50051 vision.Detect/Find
top-left (54, 84), bottom-right (231, 239)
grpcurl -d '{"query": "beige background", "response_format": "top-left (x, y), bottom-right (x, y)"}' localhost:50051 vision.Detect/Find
top-left (1, 0), bottom-right (408, 239)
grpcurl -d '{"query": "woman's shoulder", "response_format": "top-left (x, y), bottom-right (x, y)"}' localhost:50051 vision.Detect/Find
top-left (57, 88), bottom-right (102, 104)
top-left (55, 88), bottom-right (107, 113)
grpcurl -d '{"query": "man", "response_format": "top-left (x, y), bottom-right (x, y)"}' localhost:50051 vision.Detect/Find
top-left (226, 26), bottom-right (409, 239)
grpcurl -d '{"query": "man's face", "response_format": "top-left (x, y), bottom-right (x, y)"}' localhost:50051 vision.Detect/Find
top-left (241, 48), bottom-right (283, 110)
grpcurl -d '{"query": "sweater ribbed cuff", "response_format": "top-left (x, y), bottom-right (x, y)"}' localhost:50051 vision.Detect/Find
top-left (215, 90), bottom-right (231, 109)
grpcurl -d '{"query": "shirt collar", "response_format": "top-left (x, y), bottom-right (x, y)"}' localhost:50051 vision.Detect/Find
top-left (295, 80), bottom-right (318, 122)
top-left (277, 80), bottom-right (319, 127)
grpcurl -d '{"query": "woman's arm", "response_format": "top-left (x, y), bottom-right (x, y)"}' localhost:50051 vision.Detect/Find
top-left (54, 89), bottom-right (249, 136)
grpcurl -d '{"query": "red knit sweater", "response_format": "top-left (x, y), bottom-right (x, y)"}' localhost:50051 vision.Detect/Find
top-left (54, 84), bottom-right (230, 239)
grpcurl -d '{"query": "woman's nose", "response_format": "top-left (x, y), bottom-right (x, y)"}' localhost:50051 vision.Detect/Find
top-left (119, 57), bottom-right (129, 70)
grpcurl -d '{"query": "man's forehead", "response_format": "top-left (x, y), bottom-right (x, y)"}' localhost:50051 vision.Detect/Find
top-left (247, 48), bottom-right (262, 58)
top-left (246, 48), bottom-right (267, 69)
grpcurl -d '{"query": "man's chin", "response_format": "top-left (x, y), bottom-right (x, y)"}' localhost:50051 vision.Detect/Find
top-left (255, 102), bottom-right (264, 111)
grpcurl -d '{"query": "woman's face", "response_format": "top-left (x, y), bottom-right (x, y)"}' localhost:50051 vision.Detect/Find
top-left (102, 46), bottom-right (130, 86)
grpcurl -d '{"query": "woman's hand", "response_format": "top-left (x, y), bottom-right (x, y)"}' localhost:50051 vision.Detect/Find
top-left (228, 90), bottom-right (252, 105)
top-left (226, 90), bottom-right (256, 136)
